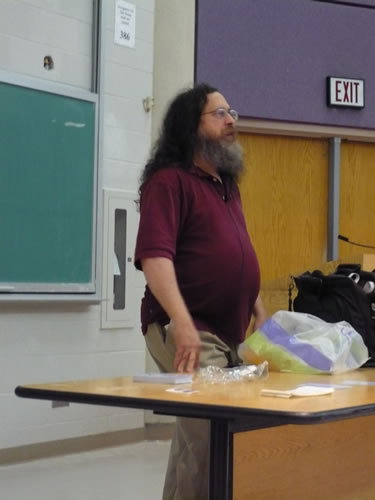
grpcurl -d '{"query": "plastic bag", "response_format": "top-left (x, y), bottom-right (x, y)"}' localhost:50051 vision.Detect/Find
top-left (239, 311), bottom-right (369, 374)
top-left (196, 361), bottom-right (268, 384)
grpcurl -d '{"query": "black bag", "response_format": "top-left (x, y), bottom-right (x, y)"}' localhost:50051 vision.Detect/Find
top-left (291, 264), bottom-right (375, 366)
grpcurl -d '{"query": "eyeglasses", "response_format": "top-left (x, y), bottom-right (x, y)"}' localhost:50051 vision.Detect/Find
top-left (201, 107), bottom-right (239, 121)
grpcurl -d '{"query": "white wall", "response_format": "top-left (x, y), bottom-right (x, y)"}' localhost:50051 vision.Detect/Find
top-left (102, 0), bottom-right (154, 192)
top-left (0, 0), bottom-right (195, 450)
top-left (0, 0), bottom-right (93, 89)
top-left (0, 0), bottom-right (154, 450)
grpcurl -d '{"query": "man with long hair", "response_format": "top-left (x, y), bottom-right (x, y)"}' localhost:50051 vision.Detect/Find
top-left (135, 83), bottom-right (266, 499)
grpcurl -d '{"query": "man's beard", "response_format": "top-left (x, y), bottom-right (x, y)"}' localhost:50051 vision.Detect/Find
top-left (196, 134), bottom-right (244, 182)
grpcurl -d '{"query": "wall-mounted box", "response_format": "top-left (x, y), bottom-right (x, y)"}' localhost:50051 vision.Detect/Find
top-left (327, 77), bottom-right (364, 108)
top-left (101, 188), bottom-right (139, 329)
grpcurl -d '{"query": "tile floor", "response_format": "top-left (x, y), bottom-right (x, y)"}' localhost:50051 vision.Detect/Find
top-left (0, 439), bottom-right (170, 500)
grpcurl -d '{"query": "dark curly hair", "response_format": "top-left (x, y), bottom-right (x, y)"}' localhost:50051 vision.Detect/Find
top-left (139, 82), bottom-right (218, 192)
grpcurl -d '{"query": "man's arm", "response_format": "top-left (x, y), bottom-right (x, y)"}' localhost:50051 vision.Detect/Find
top-left (251, 295), bottom-right (267, 332)
top-left (141, 257), bottom-right (201, 373)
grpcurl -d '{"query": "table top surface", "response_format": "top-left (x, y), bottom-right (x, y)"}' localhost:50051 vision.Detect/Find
top-left (15, 368), bottom-right (375, 423)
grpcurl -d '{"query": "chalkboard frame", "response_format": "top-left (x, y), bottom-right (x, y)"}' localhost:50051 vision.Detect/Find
top-left (0, 71), bottom-right (100, 300)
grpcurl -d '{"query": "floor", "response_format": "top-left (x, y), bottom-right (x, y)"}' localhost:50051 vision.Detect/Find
top-left (0, 439), bottom-right (170, 500)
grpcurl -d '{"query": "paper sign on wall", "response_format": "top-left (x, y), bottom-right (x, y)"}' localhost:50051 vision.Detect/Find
top-left (114, 0), bottom-right (136, 48)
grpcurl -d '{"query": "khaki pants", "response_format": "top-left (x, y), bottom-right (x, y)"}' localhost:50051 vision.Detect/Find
top-left (145, 322), bottom-right (241, 500)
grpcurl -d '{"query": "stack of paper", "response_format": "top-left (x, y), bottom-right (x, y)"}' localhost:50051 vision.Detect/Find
top-left (133, 373), bottom-right (193, 384)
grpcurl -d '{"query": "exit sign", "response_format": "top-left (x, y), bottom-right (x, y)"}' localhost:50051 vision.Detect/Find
top-left (327, 77), bottom-right (364, 108)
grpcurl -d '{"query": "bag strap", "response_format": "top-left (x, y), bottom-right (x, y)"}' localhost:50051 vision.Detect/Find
top-left (288, 276), bottom-right (294, 311)
top-left (335, 263), bottom-right (361, 274)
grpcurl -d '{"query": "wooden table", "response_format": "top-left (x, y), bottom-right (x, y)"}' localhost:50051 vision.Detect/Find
top-left (15, 369), bottom-right (375, 500)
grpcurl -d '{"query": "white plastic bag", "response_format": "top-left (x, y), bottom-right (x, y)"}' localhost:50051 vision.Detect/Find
top-left (240, 311), bottom-right (369, 374)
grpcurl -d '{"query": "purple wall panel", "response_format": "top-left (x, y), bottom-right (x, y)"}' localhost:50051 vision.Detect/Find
top-left (327, 1), bottom-right (375, 5)
top-left (196, 0), bottom-right (375, 128)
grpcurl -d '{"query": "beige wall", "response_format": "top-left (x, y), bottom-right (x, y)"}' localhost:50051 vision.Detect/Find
top-left (151, 0), bottom-right (195, 143)
top-left (145, 0), bottom-right (196, 424)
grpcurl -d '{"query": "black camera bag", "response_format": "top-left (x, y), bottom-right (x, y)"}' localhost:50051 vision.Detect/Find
top-left (292, 264), bottom-right (375, 366)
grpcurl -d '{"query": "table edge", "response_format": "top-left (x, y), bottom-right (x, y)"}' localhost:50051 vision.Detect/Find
top-left (15, 385), bottom-right (375, 427)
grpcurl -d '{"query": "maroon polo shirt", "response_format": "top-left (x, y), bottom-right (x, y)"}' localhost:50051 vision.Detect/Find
top-left (134, 164), bottom-right (260, 345)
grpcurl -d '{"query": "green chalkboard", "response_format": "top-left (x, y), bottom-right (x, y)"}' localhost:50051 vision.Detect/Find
top-left (0, 81), bottom-right (96, 292)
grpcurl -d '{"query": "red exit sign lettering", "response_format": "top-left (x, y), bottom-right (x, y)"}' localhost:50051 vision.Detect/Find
top-left (327, 77), bottom-right (364, 108)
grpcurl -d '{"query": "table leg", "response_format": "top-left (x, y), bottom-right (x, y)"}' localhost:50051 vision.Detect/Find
top-left (209, 419), bottom-right (233, 500)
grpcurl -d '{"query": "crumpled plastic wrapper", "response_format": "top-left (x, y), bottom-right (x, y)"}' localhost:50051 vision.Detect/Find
top-left (196, 361), bottom-right (268, 384)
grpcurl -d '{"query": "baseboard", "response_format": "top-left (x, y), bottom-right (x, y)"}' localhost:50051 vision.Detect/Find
top-left (0, 423), bottom-right (175, 466)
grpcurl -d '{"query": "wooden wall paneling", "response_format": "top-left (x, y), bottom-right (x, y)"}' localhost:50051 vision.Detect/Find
top-left (339, 141), bottom-right (375, 261)
top-left (233, 415), bottom-right (375, 500)
top-left (238, 133), bottom-right (329, 282)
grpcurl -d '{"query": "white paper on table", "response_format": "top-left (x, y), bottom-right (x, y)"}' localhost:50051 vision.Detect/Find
top-left (261, 386), bottom-right (334, 398)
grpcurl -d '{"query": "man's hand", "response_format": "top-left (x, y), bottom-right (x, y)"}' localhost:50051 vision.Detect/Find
top-left (141, 257), bottom-right (201, 372)
top-left (171, 321), bottom-right (201, 373)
